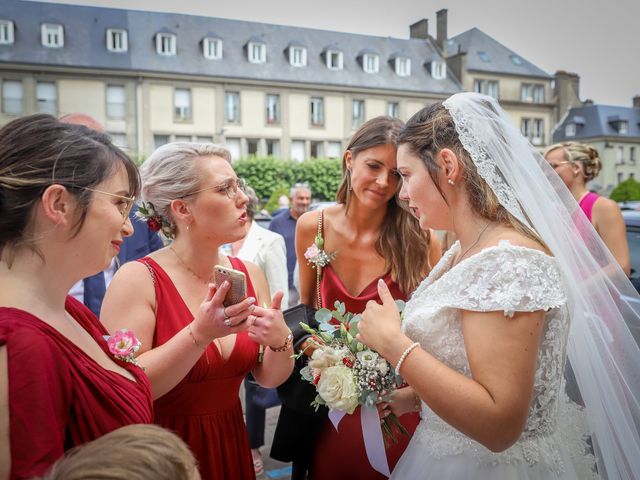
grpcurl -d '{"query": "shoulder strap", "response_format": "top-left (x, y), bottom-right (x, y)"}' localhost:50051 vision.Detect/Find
top-left (315, 210), bottom-right (325, 309)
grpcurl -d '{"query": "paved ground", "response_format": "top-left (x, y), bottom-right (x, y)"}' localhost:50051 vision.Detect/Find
top-left (259, 406), bottom-right (292, 479)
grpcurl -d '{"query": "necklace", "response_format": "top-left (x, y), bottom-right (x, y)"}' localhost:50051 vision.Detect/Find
top-left (456, 222), bottom-right (492, 265)
top-left (170, 246), bottom-right (212, 285)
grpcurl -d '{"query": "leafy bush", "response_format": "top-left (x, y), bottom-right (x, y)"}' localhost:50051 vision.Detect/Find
top-left (233, 157), bottom-right (342, 203)
top-left (610, 178), bottom-right (640, 202)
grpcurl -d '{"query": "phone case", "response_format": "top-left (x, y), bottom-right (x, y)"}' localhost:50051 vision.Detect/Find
top-left (214, 265), bottom-right (247, 307)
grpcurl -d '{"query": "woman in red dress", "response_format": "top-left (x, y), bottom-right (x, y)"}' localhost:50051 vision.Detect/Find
top-left (272, 116), bottom-right (441, 480)
top-left (101, 142), bottom-right (293, 480)
top-left (0, 115), bottom-right (153, 480)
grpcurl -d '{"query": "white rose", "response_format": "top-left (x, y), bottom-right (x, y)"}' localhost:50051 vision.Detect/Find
top-left (309, 346), bottom-right (346, 369)
top-left (377, 358), bottom-right (388, 376)
top-left (317, 365), bottom-right (360, 414)
top-left (356, 350), bottom-right (379, 368)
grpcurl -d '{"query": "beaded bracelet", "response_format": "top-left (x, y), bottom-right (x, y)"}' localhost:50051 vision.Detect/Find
top-left (395, 342), bottom-right (420, 374)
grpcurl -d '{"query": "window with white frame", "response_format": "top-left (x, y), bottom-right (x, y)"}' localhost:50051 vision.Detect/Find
top-left (41, 23), bottom-right (64, 48)
top-left (106, 85), bottom-right (126, 119)
top-left (473, 79), bottom-right (484, 93)
top-left (486, 80), bottom-right (499, 99)
top-left (203, 37), bottom-right (222, 60)
top-left (106, 28), bottom-right (128, 53)
top-left (533, 84), bottom-right (545, 103)
top-left (265, 94), bottom-right (280, 125)
top-left (352, 100), bottom-right (365, 129)
top-left (387, 102), bottom-right (399, 118)
top-left (532, 119), bottom-right (544, 145)
top-left (154, 134), bottom-right (170, 149)
top-left (224, 92), bottom-right (240, 123)
top-left (36, 82), bottom-right (57, 115)
top-left (266, 139), bottom-right (280, 157)
top-left (310, 97), bottom-right (324, 126)
top-left (289, 46), bottom-right (307, 67)
top-left (617, 146), bottom-right (625, 163)
top-left (520, 118), bottom-right (531, 138)
top-left (430, 61), bottom-right (446, 80)
top-left (310, 141), bottom-right (324, 159)
top-left (326, 50), bottom-right (343, 70)
top-left (247, 139), bottom-right (259, 156)
top-left (156, 33), bottom-right (176, 56)
top-left (521, 83), bottom-right (533, 102)
top-left (395, 57), bottom-right (411, 77)
top-left (248, 42), bottom-right (266, 63)
top-left (0, 20), bottom-right (15, 45)
top-left (565, 123), bottom-right (576, 137)
top-left (196, 136), bottom-right (213, 143)
top-left (631, 147), bottom-right (637, 163)
top-left (327, 141), bottom-right (342, 159)
top-left (2, 80), bottom-right (23, 114)
top-left (618, 121), bottom-right (629, 134)
top-left (174, 88), bottom-right (192, 121)
top-left (363, 53), bottom-right (379, 73)
top-left (291, 140), bottom-right (306, 162)
top-left (225, 137), bottom-right (241, 160)
top-left (109, 132), bottom-right (127, 149)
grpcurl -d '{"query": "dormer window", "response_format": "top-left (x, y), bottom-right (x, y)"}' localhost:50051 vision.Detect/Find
top-left (362, 53), bottom-right (379, 74)
top-left (106, 28), bottom-right (128, 53)
top-left (326, 50), bottom-right (343, 70)
top-left (289, 45), bottom-right (307, 67)
top-left (394, 57), bottom-right (411, 77)
top-left (0, 20), bottom-right (15, 45)
top-left (430, 61), bottom-right (447, 80)
top-left (203, 37), bottom-right (222, 60)
top-left (565, 123), bottom-right (576, 137)
top-left (248, 41), bottom-right (266, 64)
top-left (618, 121), bottom-right (629, 134)
top-left (156, 33), bottom-right (176, 56)
top-left (41, 23), bottom-right (64, 48)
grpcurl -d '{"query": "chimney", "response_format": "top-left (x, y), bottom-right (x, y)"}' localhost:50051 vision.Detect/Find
top-left (633, 95), bottom-right (640, 108)
top-left (553, 70), bottom-right (581, 122)
top-left (410, 19), bottom-right (429, 40)
top-left (436, 9), bottom-right (448, 53)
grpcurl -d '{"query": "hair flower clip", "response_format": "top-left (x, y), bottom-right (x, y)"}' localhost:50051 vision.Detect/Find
top-left (137, 200), bottom-right (173, 239)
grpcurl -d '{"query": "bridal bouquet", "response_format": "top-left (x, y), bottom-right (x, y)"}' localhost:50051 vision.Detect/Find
top-left (299, 301), bottom-right (409, 447)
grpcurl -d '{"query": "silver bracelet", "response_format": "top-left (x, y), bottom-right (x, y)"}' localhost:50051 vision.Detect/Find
top-left (395, 342), bottom-right (420, 374)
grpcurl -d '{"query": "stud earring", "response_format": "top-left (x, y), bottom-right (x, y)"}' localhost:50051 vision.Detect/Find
top-left (447, 178), bottom-right (455, 186)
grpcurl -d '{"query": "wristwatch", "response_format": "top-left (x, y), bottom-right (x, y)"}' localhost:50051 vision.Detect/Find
top-left (270, 330), bottom-right (293, 352)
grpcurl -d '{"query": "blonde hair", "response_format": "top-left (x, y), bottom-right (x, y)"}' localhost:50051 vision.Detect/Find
top-left (336, 116), bottom-right (431, 294)
top-left (140, 142), bottom-right (232, 238)
top-left (545, 142), bottom-right (602, 182)
top-left (399, 103), bottom-right (548, 252)
top-left (40, 424), bottom-right (198, 480)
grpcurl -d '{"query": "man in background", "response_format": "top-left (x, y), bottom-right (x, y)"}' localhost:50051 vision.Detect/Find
top-left (61, 113), bottom-right (163, 316)
top-left (268, 182), bottom-right (312, 307)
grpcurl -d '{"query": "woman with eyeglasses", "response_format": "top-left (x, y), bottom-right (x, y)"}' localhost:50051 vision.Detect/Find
top-left (0, 114), bottom-right (153, 480)
top-left (545, 142), bottom-right (630, 275)
top-left (100, 142), bottom-right (293, 480)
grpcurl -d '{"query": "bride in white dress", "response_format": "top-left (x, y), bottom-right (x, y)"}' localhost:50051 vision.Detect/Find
top-left (358, 93), bottom-right (640, 479)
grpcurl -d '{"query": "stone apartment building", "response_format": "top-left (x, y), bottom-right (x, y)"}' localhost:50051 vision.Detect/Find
top-left (1, 1), bottom-right (579, 160)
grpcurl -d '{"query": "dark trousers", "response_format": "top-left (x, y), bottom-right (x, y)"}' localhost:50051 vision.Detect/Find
top-left (244, 378), bottom-right (268, 448)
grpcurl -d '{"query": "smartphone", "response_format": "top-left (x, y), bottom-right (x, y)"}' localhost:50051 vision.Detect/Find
top-left (214, 265), bottom-right (247, 307)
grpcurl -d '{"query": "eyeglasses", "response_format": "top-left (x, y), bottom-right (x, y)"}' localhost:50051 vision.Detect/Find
top-left (81, 187), bottom-right (136, 221)
top-left (182, 177), bottom-right (247, 200)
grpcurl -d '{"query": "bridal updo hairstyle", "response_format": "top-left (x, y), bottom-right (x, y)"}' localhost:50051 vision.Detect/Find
top-left (544, 142), bottom-right (602, 182)
top-left (398, 102), bottom-right (547, 250)
top-left (139, 142), bottom-right (232, 239)
top-left (0, 114), bottom-right (139, 260)
top-left (336, 115), bottom-right (431, 294)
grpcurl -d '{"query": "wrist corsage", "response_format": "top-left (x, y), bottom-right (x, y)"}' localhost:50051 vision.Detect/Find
top-left (104, 329), bottom-right (142, 367)
top-left (137, 200), bottom-right (173, 239)
top-left (304, 233), bottom-right (337, 269)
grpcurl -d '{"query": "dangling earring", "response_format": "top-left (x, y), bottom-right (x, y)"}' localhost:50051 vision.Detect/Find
top-left (187, 223), bottom-right (191, 231)
top-left (447, 178), bottom-right (455, 186)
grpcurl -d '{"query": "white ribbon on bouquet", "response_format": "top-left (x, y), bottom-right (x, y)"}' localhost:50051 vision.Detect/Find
top-left (329, 406), bottom-right (391, 478)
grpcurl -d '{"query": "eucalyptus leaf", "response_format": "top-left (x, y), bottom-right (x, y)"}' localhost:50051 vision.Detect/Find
top-left (318, 322), bottom-right (338, 332)
top-left (315, 308), bottom-right (332, 323)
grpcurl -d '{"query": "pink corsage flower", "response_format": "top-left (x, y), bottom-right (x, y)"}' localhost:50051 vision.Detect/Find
top-left (304, 243), bottom-right (322, 261)
top-left (104, 329), bottom-right (142, 367)
top-left (304, 234), bottom-right (337, 269)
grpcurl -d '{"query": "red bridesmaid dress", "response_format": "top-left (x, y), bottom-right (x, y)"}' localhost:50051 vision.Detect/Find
top-left (1, 297), bottom-right (153, 480)
top-left (140, 256), bottom-right (259, 480)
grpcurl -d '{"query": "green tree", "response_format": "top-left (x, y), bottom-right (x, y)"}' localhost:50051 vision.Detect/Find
top-left (610, 178), bottom-right (640, 202)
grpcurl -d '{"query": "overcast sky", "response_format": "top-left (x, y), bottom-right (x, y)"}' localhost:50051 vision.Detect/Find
top-left (32, 0), bottom-right (640, 107)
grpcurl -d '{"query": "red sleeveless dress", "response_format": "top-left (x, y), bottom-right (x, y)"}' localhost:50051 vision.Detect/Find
top-left (1, 297), bottom-right (153, 480)
top-left (311, 260), bottom-right (420, 478)
top-left (140, 257), bottom-right (259, 480)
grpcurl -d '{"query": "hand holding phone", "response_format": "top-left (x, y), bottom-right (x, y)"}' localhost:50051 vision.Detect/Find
top-left (214, 265), bottom-right (247, 307)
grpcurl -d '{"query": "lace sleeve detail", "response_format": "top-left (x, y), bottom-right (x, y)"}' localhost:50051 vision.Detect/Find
top-left (436, 240), bottom-right (566, 317)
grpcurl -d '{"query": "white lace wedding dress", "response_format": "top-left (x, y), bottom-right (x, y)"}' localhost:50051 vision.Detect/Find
top-left (392, 240), bottom-right (598, 479)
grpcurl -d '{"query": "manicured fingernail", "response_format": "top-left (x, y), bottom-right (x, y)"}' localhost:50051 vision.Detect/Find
top-left (222, 281), bottom-right (229, 288)
top-left (247, 297), bottom-right (256, 305)
top-left (249, 305), bottom-right (255, 312)
top-left (378, 279), bottom-right (385, 287)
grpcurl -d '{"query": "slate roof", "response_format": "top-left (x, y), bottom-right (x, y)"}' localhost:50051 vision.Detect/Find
top-left (553, 104), bottom-right (640, 142)
top-left (447, 27), bottom-right (551, 79)
top-left (0, 0), bottom-right (461, 95)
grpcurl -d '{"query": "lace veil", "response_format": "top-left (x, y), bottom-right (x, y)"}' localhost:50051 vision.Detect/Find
top-left (442, 92), bottom-right (640, 479)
